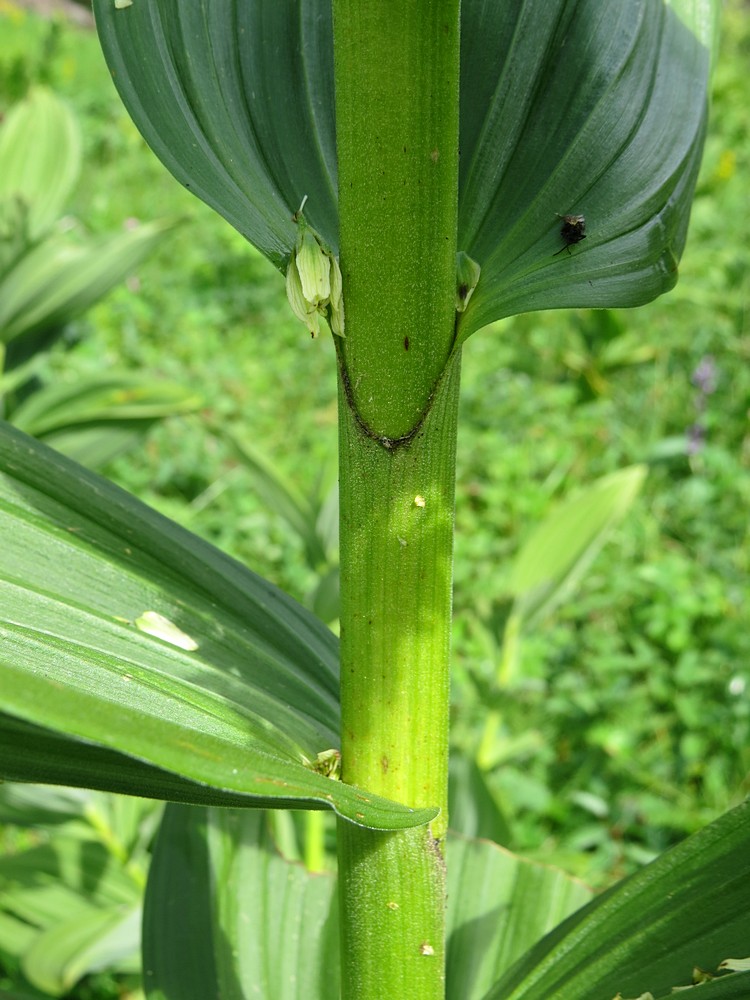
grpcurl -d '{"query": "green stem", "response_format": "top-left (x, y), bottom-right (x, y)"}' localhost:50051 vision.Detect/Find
top-left (332, 1), bottom-right (461, 997)
top-left (337, 363), bottom-right (461, 997)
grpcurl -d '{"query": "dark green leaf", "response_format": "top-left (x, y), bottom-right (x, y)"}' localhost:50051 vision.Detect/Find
top-left (482, 800), bottom-right (750, 1000)
top-left (456, 0), bottom-right (714, 334)
top-left (93, 0), bottom-right (339, 268)
top-left (92, 0), bottom-right (714, 328)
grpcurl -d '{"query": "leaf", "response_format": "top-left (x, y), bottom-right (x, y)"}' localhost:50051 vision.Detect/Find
top-left (92, 0), bottom-right (714, 329)
top-left (10, 374), bottom-right (202, 439)
top-left (0, 819), bottom-right (144, 995)
top-left (509, 465), bottom-right (647, 627)
top-left (93, 0), bottom-right (339, 268)
top-left (142, 806), bottom-right (589, 1000)
top-left (9, 373), bottom-right (202, 469)
top-left (0, 220), bottom-right (178, 345)
top-left (481, 799), bottom-right (750, 1000)
top-left (456, 0), bottom-right (714, 336)
top-left (448, 751), bottom-right (512, 845)
top-left (220, 428), bottom-right (328, 570)
top-left (0, 422), bottom-right (435, 831)
top-left (0, 87), bottom-right (81, 241)
top-left (445, 835), bottom-right (592, 1000)
top-left (142, 805), bottom-right (339, 1000)
top-left (21, 905), bottom-right (141, 996)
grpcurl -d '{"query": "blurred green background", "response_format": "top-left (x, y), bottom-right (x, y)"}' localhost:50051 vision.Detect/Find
top-left (0, 0), bottom-right (748, 996)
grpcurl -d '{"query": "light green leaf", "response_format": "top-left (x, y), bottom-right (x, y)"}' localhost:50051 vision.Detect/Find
top-left (142, 804), bottom-right (749, 1000)
top-left (9, 372), bottom-right (202, 469)
top-left (0, 422), bottom-right (435, 830)
top-left (0, 88), bottom-right (81, 242)
top-left (143, 806), bottom-right (339, 1000)
top-left (0, 817), bottom-right (144, 995)
top-left (10, 374), bottom-right (202, 439)
top-left (0, 220), bottom-right (178, 345)
top-left (481, 800), bottom-right (750, 1000)
top-left (142, 806), bottom-right (589, 1000)
top-left (510, 465), bottom-right (647, 627)
top-left (21, 905), bottom-right (141, 996)
top-left (92, 0), bottom-right (715, 330)
top-left (446, 835), bottom-right (592, 1000)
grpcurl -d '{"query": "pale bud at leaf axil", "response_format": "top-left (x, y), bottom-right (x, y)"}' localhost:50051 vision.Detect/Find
top-left (455, 251), bottom-right (481, 313)
top-left (285, 203), bottom-right (346, 338)
top-left (296, 229), bottom-right (331, 305)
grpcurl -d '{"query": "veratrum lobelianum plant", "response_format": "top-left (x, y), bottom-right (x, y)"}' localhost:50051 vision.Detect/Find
top-left (1, 2), bottom-right (749, 999)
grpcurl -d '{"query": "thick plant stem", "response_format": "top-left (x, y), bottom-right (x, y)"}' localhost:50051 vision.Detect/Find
top-left (332, 1), bottom-right (461, 997)
top-left (337, 362), bottom-right (461, 997)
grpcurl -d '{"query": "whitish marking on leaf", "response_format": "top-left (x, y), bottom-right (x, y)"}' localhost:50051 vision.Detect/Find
top-left (134, 611), bottom-right (199, 651)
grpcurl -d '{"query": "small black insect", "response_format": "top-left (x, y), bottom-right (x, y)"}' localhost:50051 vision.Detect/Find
top-left (554, 213), bottom-right (586, 256)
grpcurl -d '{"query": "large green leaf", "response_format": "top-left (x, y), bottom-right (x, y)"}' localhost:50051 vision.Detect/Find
top-left (482, 799), bottom-right (750, 1000)
top-left (455, 0), bottom-right (713, 335)
top-left (445, 834), bottom-right (592, 1000)
top-left (93, 0), bottom-right (714, 332)
top-left (143, 806), bottom-right (340, 1000)
top-left (0, 422), bottom-right (435, 831)
top-left (142, 806), bottom-right (590, 1000)
top-left (94, 0), bottom-right (339, 269)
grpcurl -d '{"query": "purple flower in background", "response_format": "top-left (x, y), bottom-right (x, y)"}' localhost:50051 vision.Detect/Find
top-left (687, 355), bottom-right (718, 456)
top-left (691, 355), bottom-right (718, 396)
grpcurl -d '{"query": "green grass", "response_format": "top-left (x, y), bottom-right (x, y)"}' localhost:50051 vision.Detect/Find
top-left (1, 0), bottom-right (748, 904)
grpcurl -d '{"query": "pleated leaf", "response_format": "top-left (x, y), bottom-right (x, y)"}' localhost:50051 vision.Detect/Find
top-left (141, 806), bottom-right (590, 1000)
top-left (0, 87), bottom-right (81, 242)
top-left (136, 801), bottom-right (750, 999)
top-left (0, 814), bottom-right (143, 995)
top-left (94, 0), bottom-right (339, 268)
top-left (445, 835), bottom-right (592, 1000)
top-left (482, 799), bottom-right (750, 1000)
top-left (93, 0), bottom-right (714, 333)
top-left (0, 423), bottom-right (436, 830)
top-left (456, 0), bottom-right (714, 335)
top-left (9, 372), bottom-right (202, 469)
top-left (143, 806), bottom-right (340, 1000)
